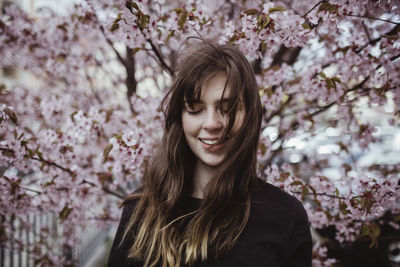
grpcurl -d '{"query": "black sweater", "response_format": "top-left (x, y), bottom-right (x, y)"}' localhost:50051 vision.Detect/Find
top-left (107, 179), bottom-right (312, 267)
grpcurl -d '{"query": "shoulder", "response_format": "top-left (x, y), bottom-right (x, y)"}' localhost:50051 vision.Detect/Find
top-left (250, 178), bottom-right (308, 222)
top-left (251, 178), bottom-right (299, 204)
top-left (119, 187), bottom-right (144, 222)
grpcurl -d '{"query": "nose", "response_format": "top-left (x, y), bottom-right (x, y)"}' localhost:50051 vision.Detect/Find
top-left (203, 109), bottom-right (223, 131)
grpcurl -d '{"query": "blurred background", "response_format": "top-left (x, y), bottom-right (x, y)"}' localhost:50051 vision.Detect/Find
top-left (1, 0), bottom-right (400, 266)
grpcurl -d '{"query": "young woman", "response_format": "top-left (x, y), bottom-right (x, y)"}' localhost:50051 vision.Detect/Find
top-left (107, 42), bottom-right (312, 267)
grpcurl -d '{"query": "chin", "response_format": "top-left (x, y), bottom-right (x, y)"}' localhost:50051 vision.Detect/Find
top-left (199, 157), bottom-right (225, 168)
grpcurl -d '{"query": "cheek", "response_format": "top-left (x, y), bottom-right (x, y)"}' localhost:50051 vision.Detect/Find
top-left (232, 110), bottom-right (245, 133)
top-left (181, 113), bottom-right (198, 136)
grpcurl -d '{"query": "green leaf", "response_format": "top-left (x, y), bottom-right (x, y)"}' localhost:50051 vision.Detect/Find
top-left (268, 6), bottom-right (287, 13)
top-left (339, 201), bottom-right (349, 215)
top-left (110, 13), bottom-right (123, 32)
top-left (56, 54), bottom-right (67, 63)
top-left (259, 143), bottom-right (267, 155)
top-left (332, 76), bottom-right (341, 83)
top-left (129, 1), bottom-right (140, 10)
top-left (178, 8), bottom-right (188, 30)
top-left (317, 3), bottom-right (338, 15)
top-left (302, 21), bottom-right (312, 30)
top-left (334, 46), bottom-right (352, 55)
top-left (257, 13), bottom-right (271, 32)
top-left (326, 79), bottom-right (335, 89)
top-left (4, 107), bottom-right (17, 124)
top-left (103, 143), bottom-right (113, 163)
top-left (308, 185), bottom-right (321, 205)
top-left (43, 180), bottom-right (55, 187)
top-left (244, 9), bottom-right (260, 16)
top-left (361, 223), bottom-right (370, 236)
top-left (35, 149), bottom-right (44, 161)
top-left (290, 180), bottom-right (303, 186)
top-left (131, 47), bottom-right (141, 54)
top-left (260, 41), bottom-right (267, 53)
top-left (59, 204), bottom-right (72, 223)
top-left (301, 186), bottom-right (309, 201)
top-left (138, 13), bottom-right (150, 30)
top-left (280, 172), bottom-right (290, 180)
top-left (319, 72), bottom-right (327, 79)
top-left (371, 222), bottom-right (380, 237)
top-left (113, 134), bottom-right (123, 141)
top-left (110, 21), bottom-right (119, 32)
top-left (28, 44), bottom-right (39, 52)
top-left (174, 7), bottom-right (183, 13)
top-left (97, 172), bottom-right (112, 185)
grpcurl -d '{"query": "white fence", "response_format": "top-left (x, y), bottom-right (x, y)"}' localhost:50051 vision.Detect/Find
top-left (0, 214), bottom-right (110, 267)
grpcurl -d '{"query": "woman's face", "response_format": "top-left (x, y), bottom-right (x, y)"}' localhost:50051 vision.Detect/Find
top-left (181, 72), bottom-right (245, 168)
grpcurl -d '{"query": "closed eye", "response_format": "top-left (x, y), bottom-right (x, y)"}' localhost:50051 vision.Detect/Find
top-left (186, 109), bottom-right (202, 115)
top-left (183, 103), bottom-right (203, 115)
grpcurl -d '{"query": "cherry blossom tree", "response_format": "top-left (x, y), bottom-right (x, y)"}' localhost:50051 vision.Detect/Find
top-left (1, 0), bottom-right (399, 265)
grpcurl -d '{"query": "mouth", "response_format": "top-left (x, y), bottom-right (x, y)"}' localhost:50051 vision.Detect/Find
top-left (198, 138), bottom-right (226, 146)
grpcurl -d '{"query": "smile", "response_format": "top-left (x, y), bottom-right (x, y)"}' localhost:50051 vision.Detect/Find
top-left (198, 137), bottom-right (228, 146)
top-left (199, 138), bottom-right (219, 145)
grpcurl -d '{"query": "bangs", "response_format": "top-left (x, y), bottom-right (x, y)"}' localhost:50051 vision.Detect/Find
top-left (182, 67), bottom-right (243, 116)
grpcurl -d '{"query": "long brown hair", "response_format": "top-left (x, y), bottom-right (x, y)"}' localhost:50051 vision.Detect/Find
top-left (121, 42), bottom-right (262, 267)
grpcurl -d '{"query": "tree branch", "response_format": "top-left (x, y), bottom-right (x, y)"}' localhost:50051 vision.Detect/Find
top-left (0, 147), bottom-right (75, 175)
top-left (270, 46), bottom-right (302, 67)
top-left (356, 24), bottom-right (399, 53)
top-left (99, 25), bottom-right (127, 68)
top-left (82, 179), bottom-right (126, 199)
top-left (146, 38), bottom-right (174, 76)
top-left (291, 190), bottom-right (365, 200)
top-left (86, 72), bottom-right (103, 105)
top-left (125, 46), bottom-right (137, 113)
top-left (362, 21), bottom-right (371, 43)
top-left (31, 157), bottom-right (74, 175)
top-left (344, 14), bottom-right (400, 25)
top-left (264, 95), bottom-right (293, 123)
top-left (125, 3), bottom-right (174, 76)
top-left (302, 0), bottom-right (327, 17)
top-left (102, 186), bottom-right (126, 199)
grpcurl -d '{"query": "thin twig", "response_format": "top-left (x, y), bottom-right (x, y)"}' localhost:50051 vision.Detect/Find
top-left (86, 72), bottom-right (103, 105)
top-left (0, 147), bottom-right (75, 175)
top-left (146, 38), bottom-right (174, 76)
top-left (362, 21), bottom-right (372, 43)
top-left (345, 14), bottom-right (400, 25)
top-left (31, 157), bottom-right (74, 175)
top-left (291, 190), bottom-right (365, 200)
top-left (302, 0), bottom-right (326, 17)
top-left (102, 186), bottom-right (126, 199)
top-left (82, 179), bottom-right (126, 199)
top-left (99, 25), bottom-right (127, 68)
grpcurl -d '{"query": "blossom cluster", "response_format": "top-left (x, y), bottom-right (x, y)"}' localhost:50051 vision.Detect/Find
top-left (1, 0), bottom-right (400, 265)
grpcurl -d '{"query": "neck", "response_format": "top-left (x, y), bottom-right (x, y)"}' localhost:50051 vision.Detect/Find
top-left (191, 160), bottom-right (218, 199)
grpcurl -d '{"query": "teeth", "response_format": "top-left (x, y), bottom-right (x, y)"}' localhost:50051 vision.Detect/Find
top-left (200, 139), bottom-right (218, 145)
